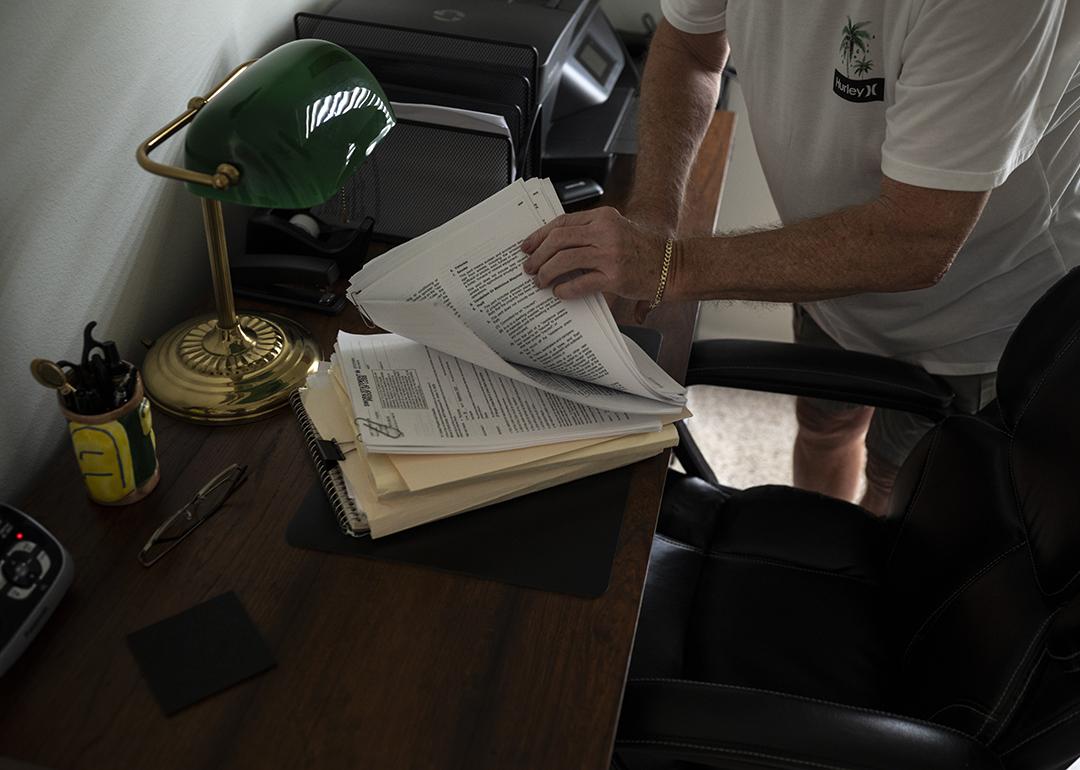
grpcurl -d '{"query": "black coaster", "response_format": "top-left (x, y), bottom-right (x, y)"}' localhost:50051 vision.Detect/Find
top-left (126, 591), bottom-right (276, 716)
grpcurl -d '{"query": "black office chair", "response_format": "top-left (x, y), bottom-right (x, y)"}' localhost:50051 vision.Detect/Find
top-left (615, 266), bottom-right (1080, 770)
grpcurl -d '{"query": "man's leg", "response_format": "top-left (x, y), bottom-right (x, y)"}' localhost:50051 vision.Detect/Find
top-left (789, 306), bottom-right (998, 515)
top-left (793, 396), bottom-right (873, 502)
top-left (793, 396), bottom-right (910, 516)
top-left (790, 305), bottom-right (874, 502)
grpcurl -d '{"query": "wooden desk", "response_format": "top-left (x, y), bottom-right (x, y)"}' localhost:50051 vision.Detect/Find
top-left (2, 112), bottom-right (734, 770)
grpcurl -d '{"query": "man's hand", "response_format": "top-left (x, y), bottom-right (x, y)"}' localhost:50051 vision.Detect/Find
top-left (521, 207), bottom-right (669, 305)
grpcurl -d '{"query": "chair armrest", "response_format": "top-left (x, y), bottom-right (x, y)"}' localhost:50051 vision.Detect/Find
top-left (616, 679), bottom-right (1004, 770)
top-left (687, 339), bottom-right (956, 420)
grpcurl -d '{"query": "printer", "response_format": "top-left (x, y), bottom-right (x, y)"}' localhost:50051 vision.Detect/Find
top-left (295, 0), bottom-right (638, 238)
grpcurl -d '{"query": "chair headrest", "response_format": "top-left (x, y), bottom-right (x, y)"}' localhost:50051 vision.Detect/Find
top-left (996, 266), bottom-right (1080, 430)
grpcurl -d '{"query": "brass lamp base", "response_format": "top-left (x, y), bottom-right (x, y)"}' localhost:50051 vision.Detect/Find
top-left (142, 311), bottom-right (320, 424)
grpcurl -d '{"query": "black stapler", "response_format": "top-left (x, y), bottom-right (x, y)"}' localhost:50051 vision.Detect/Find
top-left (232, 210), bottom-right (374, 314)
top-left (230, 252), bottom-right (346, 314)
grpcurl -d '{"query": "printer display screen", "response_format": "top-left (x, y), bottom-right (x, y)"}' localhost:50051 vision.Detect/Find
top-left (576, 37), bottom-right (613, 84)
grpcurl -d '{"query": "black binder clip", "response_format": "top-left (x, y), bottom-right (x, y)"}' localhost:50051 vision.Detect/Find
top-left (315, 438), bottom-right (347, 463)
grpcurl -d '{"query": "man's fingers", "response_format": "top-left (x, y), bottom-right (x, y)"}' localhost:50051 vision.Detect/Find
top-left (521, 220), bottom-right (559, 256)
top-left (522, 224), bottom-right (596, 275)
top-left (534, 247), bottom-right (598, 288)
top-left (551, 270), bottom-right (608, 300)
top-left (521, 211), bottom-right (594, 255)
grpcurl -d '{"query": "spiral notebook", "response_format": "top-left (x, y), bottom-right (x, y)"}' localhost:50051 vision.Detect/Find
top-left (290, 390), bottom-right (369, 537)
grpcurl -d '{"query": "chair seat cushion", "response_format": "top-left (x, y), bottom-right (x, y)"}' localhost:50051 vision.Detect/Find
top-left (688, 485), bottom-right (893, 708)
top-left (632, 477), bottom-right (896, 710)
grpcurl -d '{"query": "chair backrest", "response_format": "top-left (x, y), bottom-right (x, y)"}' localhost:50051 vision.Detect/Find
top-left (884, 267), bottom-right (1080, 768)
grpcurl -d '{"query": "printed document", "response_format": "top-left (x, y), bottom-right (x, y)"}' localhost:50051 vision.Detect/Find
top-left (347, 178), bottom-right (686, 432)
top-left (335, 333), bottom-right (662, 453)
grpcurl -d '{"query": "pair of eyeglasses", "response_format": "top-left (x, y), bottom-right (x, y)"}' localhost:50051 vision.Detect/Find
top-left (138, 464), bottom-right (247, 567)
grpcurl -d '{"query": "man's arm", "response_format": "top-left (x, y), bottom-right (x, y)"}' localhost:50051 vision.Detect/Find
top-left (625, 20), bottom-right (729, 232)
top-left (669, 177), bottom-right (990, 302)
top-left (521, 177), bottom-right (989, 304)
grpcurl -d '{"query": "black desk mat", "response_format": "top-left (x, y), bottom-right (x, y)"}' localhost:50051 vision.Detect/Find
top-left (287, 466), bottom-right (631, 597)
top-left (285, 326), bottom-right (663, 597)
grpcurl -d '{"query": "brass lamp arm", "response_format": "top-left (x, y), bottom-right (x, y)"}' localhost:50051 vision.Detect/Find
top-left (135, 59), bottom-right (255, 190)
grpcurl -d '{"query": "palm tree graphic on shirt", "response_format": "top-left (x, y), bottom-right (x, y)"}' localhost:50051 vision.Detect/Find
top-left (839, 17), bottom-right (874, 78)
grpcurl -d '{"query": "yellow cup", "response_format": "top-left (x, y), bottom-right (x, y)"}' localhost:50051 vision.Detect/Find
top-left (59, 374), bottom-right (160, 505)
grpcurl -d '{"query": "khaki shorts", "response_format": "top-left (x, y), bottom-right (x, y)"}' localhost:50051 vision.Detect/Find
top-left (792, 305), bottom-right (997, 469)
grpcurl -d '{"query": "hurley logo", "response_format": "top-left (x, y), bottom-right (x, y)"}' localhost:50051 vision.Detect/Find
top-left (834, 17), bottom-right (884, 103)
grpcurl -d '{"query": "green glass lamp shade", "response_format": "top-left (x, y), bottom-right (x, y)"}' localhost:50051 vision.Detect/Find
top-left (184, 39), bottom-right (395, 208)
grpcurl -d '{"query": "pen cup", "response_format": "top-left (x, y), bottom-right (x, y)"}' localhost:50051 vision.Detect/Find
top-left (59, 372), bottom-right (160, 505)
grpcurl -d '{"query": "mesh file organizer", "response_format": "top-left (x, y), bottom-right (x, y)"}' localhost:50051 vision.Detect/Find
top-left (296, 12), bottom-right (540, 240)
top-left (310, 119), bottom-right (514, 241)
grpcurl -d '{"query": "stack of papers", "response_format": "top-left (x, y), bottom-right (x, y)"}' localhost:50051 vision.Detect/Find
top-left (299, 362), bottom-right (682, 538)
top-left (296, 178), bottom-right (688, 538)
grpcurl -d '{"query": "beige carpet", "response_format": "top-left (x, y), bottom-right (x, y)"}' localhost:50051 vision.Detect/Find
top-left (681, 386), bottom-right (798, 490)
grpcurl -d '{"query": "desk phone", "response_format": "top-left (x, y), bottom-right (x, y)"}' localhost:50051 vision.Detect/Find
top-left (0, 503), bottom-right (73, 676)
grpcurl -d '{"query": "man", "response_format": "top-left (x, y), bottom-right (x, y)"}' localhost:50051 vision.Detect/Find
top-left (522, 0), bottom-right (1080, 514)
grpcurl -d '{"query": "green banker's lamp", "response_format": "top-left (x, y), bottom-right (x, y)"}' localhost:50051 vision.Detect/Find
top-left (136, 39), bottom-right (394, 423)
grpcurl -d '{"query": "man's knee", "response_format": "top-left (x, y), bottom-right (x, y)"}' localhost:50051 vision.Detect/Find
top-left (795, 397), bottom-right (873, 445)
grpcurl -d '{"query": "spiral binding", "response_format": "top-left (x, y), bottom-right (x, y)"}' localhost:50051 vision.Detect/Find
top-left (290, 390), bottom-right (370, 537)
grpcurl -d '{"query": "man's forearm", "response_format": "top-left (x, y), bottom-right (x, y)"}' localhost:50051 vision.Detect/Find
top-left (668, 185), bottom-right (984, 303)
top-left (524, 133), bottom-right (987, 307)
top-left (628, 21), bottom-right (729, 230)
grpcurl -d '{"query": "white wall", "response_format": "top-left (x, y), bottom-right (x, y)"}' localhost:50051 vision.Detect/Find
top-left (0, 0), bottom-right (332, 501)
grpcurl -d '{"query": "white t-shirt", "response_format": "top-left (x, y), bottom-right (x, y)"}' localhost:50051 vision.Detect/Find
top-left (662, 0), bottom-right (1080, 374)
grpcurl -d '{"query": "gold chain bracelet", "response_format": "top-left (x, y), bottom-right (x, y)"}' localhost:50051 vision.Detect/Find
top-left (649, 238), bottom-right (674, 310)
